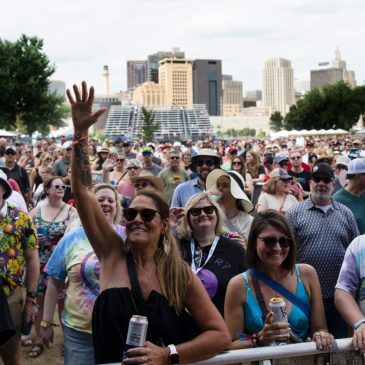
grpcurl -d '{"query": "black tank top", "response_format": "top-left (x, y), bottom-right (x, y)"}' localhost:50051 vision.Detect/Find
top-left (92, 253), bottom-right (200, 364)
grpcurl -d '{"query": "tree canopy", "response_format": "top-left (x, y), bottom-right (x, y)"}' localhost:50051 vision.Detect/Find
top-left (0, 34), bottom-right (69, 135)
top-left (140, 107), bottom-right (160, 142)
top-left (284, 81), bottom-right (365, 131)
top-left (269, 111), bottom-right (284, 131)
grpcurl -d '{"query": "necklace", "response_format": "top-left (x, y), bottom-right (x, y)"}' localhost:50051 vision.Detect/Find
top-left (134, 259), bottom-right (154, 281)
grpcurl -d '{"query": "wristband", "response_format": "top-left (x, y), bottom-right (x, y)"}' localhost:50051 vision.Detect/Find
top-left (353, 318), bottom-right (365, 330)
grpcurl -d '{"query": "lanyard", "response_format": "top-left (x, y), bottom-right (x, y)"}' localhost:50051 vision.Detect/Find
top-left (190, 235), bottom-right (219, 274)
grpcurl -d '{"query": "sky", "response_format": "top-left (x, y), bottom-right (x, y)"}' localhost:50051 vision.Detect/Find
top-left (2, 0), bottom-right (365, 95)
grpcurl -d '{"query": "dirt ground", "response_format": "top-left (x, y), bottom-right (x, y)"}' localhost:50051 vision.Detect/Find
top-left (0, 320), bottom-right (64, 365)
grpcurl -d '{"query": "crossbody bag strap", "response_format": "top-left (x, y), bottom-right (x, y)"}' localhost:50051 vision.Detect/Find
top-left (247, 268), bottom-right (310, 319)
top-left (250, 276), bottom-right (269, 321)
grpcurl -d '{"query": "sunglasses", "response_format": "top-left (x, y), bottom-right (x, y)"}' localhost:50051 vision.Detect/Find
top-left (258, 236), bottom-right (292, 248)
top-left (46, 158), bottom-right (53, 161)
top-left (170, 156), bottom-right (179, 160)
top-left (232, 161), bottom-right (242, 166)
top-left (134, 182), bottom-right (151, 189)
top-left (127, 166), bottom-right (139, 171)
top-left (196, 160), bottom-right (216, 167)
top-left (65, 148), bottom-right (72, 151)
top-left (291, 156), bottom-right (301, 161)
top-left (312, 176), bottom-right (333, 184)
top-left (280, 178), bottom-right (292, 183)
top-left (189, 205), bottom-right (216, 217)
top-left (279, 162), bottom-right (289, 166)
top-left (116, 159), bottom-right (125, 162)
top-left (53, 184), bottom-right (67, 190)
top-left (123, 208), bottom-right (160, 222)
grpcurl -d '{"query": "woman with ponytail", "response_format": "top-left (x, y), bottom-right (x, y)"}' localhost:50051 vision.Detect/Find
top-left (65, 81), bottom-right (230, 365)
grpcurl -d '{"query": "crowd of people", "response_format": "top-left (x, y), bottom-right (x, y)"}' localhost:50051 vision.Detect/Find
top-left (1, 81), bottom-right (365, 364)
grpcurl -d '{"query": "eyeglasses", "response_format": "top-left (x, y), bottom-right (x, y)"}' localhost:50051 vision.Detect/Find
top-left (291, 156), bottom-right (301, 161)
top-left (123, 208), bottom-right (161, 222)
top-left (232, 161), bottom-right (242, 166)
top-left (170, 156), bottom-right (179, 160)
top-left (134, 182), bottom-right (151, 189)
top-left (189, 205), bottom-right (216, 217)
top-left (127, 166), bottom-right (139, 171)
top-left (258, 236), bottom-right (292, 248)
top-left (196, 160), bottom-right (216, 167)
top-left (53, 184), bottom-right (67, 190)
top-left (312, 176), bottom-right (333, 184)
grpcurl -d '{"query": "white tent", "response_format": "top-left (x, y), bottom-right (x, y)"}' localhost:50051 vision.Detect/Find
top-left (271, 128), bottom-right (349, 138)
top-left (0, 129), bottom-right (17, 137)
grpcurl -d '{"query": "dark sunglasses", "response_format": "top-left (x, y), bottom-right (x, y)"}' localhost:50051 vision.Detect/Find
top-left (196, 159), bottom-right (216, 167)
top-left (65, 148), bottom-right (72, 151)
top-left (232, 161), bottom-right (242, 166)
top-left (46, 158), bottom-right (53, 161)
top-left (134, 182), bottom-right (151, 189)
top-left (170, 156), bottom-right (180, 160)
top-left (53, 184), bottom-right (66, 190)
top-left (116, 159), bottom-right (125, 162)
top-left (291, 156), bottom-right (301, 161)
top-left (279, 161), bottom-right (289, 166)
top-left (311, 176), bottom-right (333, 184)
top-left (189, 205), bottom-right (216, 217)
top-left (127, 166), bottom-right (139, 171)
top-left (258, 236), bottom-right (292, 248)
top-left (123, 208), bottom-right (160, 222)
top-left (280, 178), bottom-right (292, 182)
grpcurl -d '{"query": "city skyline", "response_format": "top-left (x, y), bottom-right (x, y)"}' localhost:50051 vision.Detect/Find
top-left (2, 0), bottom-right (365, 94)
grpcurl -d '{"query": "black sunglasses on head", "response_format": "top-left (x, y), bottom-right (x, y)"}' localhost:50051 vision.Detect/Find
top-left (189, 206), bottom-right (216, 217)
top-left (258, 236), bottom-right (292, 248)
top-left (123, 208), bottom-right (161, 222)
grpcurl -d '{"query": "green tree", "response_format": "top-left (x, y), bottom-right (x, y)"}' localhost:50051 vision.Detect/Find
top-left (284, 81), bottom-right (365, 130)
top-left (0, 34), bottom-right (69, 135)
top-left (269, 111), bottom-right (284, 131)
top-left (140, 106), bottom-right (160, 143)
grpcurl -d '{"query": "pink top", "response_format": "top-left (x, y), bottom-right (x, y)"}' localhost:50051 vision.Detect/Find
top-left (117, 180), bottom-right (135, 198)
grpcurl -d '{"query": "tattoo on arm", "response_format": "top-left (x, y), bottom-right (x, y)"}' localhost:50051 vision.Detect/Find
top-left (74, 142), bottom-right (92, 188)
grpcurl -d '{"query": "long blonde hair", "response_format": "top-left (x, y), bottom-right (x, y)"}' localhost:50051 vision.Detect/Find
top-left (132, 190), bottom-right (193, 314)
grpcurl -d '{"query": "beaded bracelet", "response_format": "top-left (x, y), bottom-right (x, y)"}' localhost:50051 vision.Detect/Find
top-left (72, 134), bottom-right (88, 145)
top-left (354, 318), bottom-right (365, 330)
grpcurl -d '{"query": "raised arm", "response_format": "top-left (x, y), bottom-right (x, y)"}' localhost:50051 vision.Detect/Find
top-left (67, 81), bottom-right (121, 259)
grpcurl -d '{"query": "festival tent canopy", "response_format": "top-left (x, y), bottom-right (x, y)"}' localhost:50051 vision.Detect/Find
top-left (271, 129), bottom-right (348, 138)
top-left (0, 129), bottom-right (17, 137)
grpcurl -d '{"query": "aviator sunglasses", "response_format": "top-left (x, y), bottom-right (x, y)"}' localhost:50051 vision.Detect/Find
top-left (189, 205), bottom-right (216, 217)
top-left (258, 236), bottom-right (292, 248)
top-left (123, 208), bottom-right (161, 222)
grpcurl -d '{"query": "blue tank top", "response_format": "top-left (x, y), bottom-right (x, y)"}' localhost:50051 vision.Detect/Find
top-left (242, 265), bottom-right (310, 340)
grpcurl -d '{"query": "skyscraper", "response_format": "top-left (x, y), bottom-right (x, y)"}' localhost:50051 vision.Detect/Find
top-left (147, 48), bottom-right (185, 83)
top-left (192, 60), bottom-right (222, 116)
top-left (222, 75), bottom-right (242, 117)
top-left (262, 58), bottom-right (294, 116)
top-left (127, 61), bottom-right (147, 90)
top-left (158, 58), bottom-right (193, 107)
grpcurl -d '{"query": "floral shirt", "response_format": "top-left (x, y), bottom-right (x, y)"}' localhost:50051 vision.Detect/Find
top-left (0, 202), bottom-right (37, 297)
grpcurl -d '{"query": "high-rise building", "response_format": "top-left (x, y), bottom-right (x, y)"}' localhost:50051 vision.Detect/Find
top-left (262, 58), bottom-right (295, 116)
top-left (132, 82), bottom-right (165, 106)
top-left (294, 79), bottom-right (310, 95)
top-left (310, 48), bottom-right (357, 90)
top-left (158, 58), bottom-right (193, 107)
top-left (192, 60), bottom-right (222, 116)
top-left (222, 75), bottom-right (242, 117)
top-left (102, 65), bottom-right (110, 95)
top-left (245, 90), bottom-right (262, 101)
top-left (147, 48), bottom-right (185, 83)
top-left (127, 61), bottom-right (147, 90)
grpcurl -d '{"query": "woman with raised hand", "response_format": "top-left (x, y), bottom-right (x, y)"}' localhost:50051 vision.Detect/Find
top-left (224, 210), bottom-right (333, 350)
top-left (66, 81), bottom-right (230, 365)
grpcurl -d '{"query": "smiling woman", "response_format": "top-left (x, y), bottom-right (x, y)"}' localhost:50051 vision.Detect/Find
top-left (66, 81), bottom-right (230, 365)
top-left (224, 210), bottom-right (334, 351)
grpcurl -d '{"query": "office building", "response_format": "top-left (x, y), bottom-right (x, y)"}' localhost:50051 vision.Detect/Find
top-left (262, 58), bottom-right (295, 116)
top-left (310, 48), bottom-right (357, 90)
top-left (147, 48), bottom-right (185, 83)
top-left (158, 58), bottom-right (193, 107)
top-left (245, 90), bottom-right (262, 101)
top-left (294, 79), bottom-right (310, 95)
top-left (127, 61), bottom-right (147, 90)
top-left (132, 82), bottom-right (165, 106)
top-left (105, 104), bottom-right (213, 141)
top-left (222, 76), bottom-right (242, 117)
top-left (193, 60), bottom-right (222, 116)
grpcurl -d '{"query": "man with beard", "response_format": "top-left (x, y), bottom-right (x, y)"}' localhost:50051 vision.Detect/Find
top-left (286, 163), bottom-right (359, 338)
top-left (171, 149), bottom-right (221, 208)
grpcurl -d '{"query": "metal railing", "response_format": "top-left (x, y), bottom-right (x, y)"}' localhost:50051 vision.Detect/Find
top-left (102, 338), bottom-right (364, 365)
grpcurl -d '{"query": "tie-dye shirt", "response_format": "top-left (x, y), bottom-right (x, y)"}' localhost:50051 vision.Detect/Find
top-left (45, 224), bottom-right (126, 333)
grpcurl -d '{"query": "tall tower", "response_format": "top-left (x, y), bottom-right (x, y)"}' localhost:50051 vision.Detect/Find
top-left (262, 58), bottom-right (294, 116)
top-left (103, 65), bottom-right (110, 95)
top-left (127, 61), bottom-right (147, 90)
top-left (158, 58), bottom-right (193, 107)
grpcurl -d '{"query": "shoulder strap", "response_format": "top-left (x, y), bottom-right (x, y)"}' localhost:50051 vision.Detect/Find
top-left (247, 268), bottom-right (310, 319)
top-left (241, 272), bottom-right (249, 286)
top-left (251, 276), bottom-right (269, 320)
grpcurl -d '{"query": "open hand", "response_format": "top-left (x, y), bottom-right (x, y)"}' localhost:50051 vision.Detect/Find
top-left (66, 81), bottom-right (107, 131)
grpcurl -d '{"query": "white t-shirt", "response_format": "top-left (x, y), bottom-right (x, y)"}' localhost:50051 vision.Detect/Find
top-left (223, 211), bottom-right (253, 240)
top-left (257, 192), bottom-right (298, 213)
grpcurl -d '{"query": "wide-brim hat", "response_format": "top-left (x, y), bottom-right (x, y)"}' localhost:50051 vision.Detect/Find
top-left (190, 148), bottom-right (221, 172)
top-left (206, 169), bottom-right (254, 213)
top-left (0, 170), bottom-right (12, 200)
top-left (130, 171), bottom-right (164, 193)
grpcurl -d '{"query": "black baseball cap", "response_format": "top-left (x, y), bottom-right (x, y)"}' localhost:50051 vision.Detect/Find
top-left (311, 163), bottom-right (334, 179)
